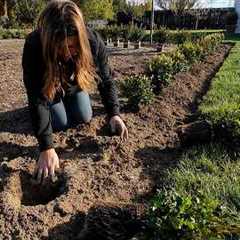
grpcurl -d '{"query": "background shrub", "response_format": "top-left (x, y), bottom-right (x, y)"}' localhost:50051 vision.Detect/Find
top-left (168, 49), bottom-right (189, 73)
top-left (200, 33), bottom-right (224, 55)
top-left (179, 41), bottom-right (203, 63)
top-left (128, 26), bottom-right (145, 42)
top-left (120, 75), bottom-right (154, 108)
top-left (168, 30), bottom-right (192, 44)
top-left (152, 27), bottom-right (168, 44)
top-left (147, 53), bottom-right (174, 94)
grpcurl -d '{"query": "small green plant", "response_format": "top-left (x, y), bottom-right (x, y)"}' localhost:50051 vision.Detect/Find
top-left (0, 28), bottom-right (28, 39)
top-left (147, 189), bottom-right (240, 240)
top-left (120, 75), bottom-right (154, 108)
top-left (128, 26), bottom-right (145, 42)
top-left (168, 49), bottom-right (189, 74)
top-left (147, 53), bottom-right (174, 94)
top-left (200, 33), bottom-right (224, 55)
top-left (179, 41), bottom-right (203, 63)
top-left (153, 28), bottom-right (168, 44)
top-left (169, 30), bottom-right (192, 44)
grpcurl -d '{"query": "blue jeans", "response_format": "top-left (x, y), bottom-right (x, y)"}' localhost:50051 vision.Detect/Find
top-left (49, 91), bottom-right (92, 132)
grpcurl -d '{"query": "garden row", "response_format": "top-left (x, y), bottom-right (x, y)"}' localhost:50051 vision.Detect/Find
top-left (0, 26), bottom-right (224, 44)
top-left (138, 36), bottom-right (240, 240)
top-left (121, 32), bottom-right (224, 108)
top-left (97, 25), bottom-right (225, 44)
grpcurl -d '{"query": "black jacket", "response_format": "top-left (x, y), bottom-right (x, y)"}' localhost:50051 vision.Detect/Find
top-left (22, 27), bottom-right (120, 152)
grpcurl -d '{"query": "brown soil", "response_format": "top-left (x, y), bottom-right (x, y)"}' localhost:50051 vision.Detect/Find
top-left (0, 39), bottom-right (232, 240)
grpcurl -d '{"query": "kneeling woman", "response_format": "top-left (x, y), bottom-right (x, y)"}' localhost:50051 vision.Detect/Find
top-left (22, 0), bottom-right (128, 184)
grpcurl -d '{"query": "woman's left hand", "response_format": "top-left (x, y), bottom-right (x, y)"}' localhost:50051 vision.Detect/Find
top-left (109, 115), bottom-right (128, 141)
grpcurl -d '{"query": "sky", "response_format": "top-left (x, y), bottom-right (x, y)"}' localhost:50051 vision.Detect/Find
top-left (127, 0), bottom-right (235, 8)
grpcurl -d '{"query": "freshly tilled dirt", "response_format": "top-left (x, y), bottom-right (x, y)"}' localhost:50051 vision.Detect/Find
top-left (0, 39), bottom-right (232, 239)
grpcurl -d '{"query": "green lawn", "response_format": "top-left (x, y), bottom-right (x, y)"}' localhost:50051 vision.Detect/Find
top-left (199, 40), bottom-right (240, 137)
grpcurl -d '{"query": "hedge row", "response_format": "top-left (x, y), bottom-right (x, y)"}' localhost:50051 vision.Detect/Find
top-left (121, 33), bottom-right (224, 108)
top-left (96, 25), bottom-right (225, 44)
top-left (199, 42), bottom-right (240, 139)
top-left (0, 28), bottom-right (29, 39)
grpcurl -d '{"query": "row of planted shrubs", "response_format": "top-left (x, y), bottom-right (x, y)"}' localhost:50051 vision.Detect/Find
top-left (120, 33), bottom-right (224, 108)
top-left (0, 28), bottom-right (29, 39)
top-left (96, 25), bottom-right (225, 44)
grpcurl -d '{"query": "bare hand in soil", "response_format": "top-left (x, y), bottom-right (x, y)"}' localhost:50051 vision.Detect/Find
top-left (34, 148), bottom-right (60, 185)
top-left (109, 115), bottom-right (128, 141)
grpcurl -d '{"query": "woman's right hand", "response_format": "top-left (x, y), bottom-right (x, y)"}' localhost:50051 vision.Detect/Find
top-left (34, 148), bottom-right (60, 185)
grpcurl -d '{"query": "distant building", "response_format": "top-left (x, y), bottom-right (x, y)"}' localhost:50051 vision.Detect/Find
top-left (199, 0), bottom-right (234, 8)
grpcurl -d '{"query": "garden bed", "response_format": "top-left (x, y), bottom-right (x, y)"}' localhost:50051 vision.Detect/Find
top-left (0, 40), bottom-right (232, 239)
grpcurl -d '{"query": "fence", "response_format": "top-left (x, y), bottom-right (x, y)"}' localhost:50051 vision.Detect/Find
top-left (143, 8), bottom-right (235, 29)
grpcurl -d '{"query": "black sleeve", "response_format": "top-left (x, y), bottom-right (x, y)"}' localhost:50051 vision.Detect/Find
top-left (95, 31), bottom-right (120, 118)
top-left (22, 35), bottom-right (54, 152)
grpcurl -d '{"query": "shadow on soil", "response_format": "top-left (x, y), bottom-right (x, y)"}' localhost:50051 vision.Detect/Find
top-left (0, 106), bottom-right (33, 135)
top-left (0, 45), bottom-right (233, 239)
top-left (49, 204), bottom-right (144, 240)
top-left (0, 142), bottom-right (38, 162)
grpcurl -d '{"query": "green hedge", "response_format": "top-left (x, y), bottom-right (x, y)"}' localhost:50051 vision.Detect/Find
top-left (121, 33), bottom-right (224, 108)
top-left (199, 42), bottom-right (240, 138)
top-left (120, 75), bottom-right (154, 108)
top-left (147, 33), bottom-right (224, 94)
top-left (0, 28), bottom-right (29, 39)
top-left (96, 26), bottom-right (225, 44)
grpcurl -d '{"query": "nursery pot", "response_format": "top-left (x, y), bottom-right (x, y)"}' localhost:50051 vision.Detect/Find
top-left (156, 43), bottom-right (163, 52)
top-left (113, 39), bottom-right (120, 47)
top-left (134, 41), bottom-right (141, 49)
top-left (123, 40), bottom-right (130, 48)
top-left (105, 38), bottom-right (111, 46)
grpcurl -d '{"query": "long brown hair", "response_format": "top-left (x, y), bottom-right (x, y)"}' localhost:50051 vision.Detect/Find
top-left (37, 0), bottom-right (96, 101)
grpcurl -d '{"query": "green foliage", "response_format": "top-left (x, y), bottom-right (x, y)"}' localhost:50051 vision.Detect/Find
top-left (0, 28), bottom-right (28, 39)
top-left (146, 32), bottom-right (223, 95)
top-left (76, 0), bottom-right (114, 21)
top-left (96, 25), bottom-right (145, 41)
top-left (152, 27), bottom-right (168, 44)
top-left (200, 33), bottom-right (225, 55)
top-left (120, 75), bottom-right (154, 108)
top-left (128, 26), bottom-right (145, 42)
top-left (13, 0), bottom-right (47, 27)
top-left (147, 53), bottom-right (174, 94)
top-left (168, 30), bottom-right (192, 44)
top-left (168, 49), bottom-right (189, 73)
top-left (199, 43), bottom-right (240, 138)
top-left (148, 190), bottom-right (225, 239)
top-left (179, 41), bottom-right (203, 63)
top-left (147, 144), bottom-right (240, 239)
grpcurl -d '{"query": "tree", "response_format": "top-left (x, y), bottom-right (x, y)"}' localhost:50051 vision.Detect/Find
top-left (13, 0), bottom-right (47, 26)
top-left (74, 0), bottom-right (114, 21)
top-left (158, 0), bottom-right (200, 15)
top-left (127, 0), bottom-right (152, 19)
top-left (112, 0), bottom-right (128, 15)
top-left (0, 0), bottom-right (16, 19)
